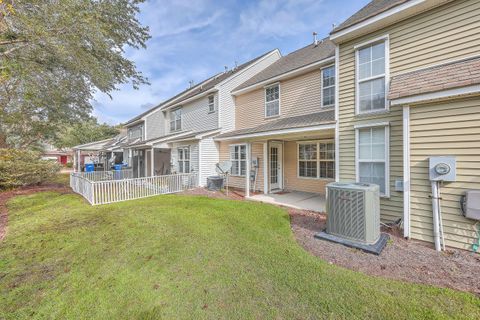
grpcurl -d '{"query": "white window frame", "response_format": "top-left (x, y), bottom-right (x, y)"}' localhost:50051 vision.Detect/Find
top-left (170, 107), bottom-right (182, 132)
top-left (321, 65), bottom-right (336, 108)
top-left (207, 95), bottom-right (215, 113)
top-left (355, 35), bottom-right (390, 115)
top-left (264, 83), bottom-right (280, 118)
top-left (177, 146), bottom-right (190, 173)
top-left (355, 122), bottom-right (390, 197)
top-left (229, 143), bottom-right (247, 177)
top-left (128, 124), bottom-right (144, 141)
top-left (297, 140), bottom-right (335, 180)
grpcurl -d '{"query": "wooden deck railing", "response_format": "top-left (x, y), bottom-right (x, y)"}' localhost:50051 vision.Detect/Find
top-left (70, 172), bottom-right (198, 205)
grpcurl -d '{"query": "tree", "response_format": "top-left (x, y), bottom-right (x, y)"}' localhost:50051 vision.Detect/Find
top-left (0, 0), bottom-right (150, 148)
top-left (54, 118), bottom-right (120, 149)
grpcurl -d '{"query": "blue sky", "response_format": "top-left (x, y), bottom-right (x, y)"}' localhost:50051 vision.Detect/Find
top-left (93, 0), bottom-right (370, 125)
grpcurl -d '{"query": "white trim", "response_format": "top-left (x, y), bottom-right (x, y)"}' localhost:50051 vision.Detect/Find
top-left (150, 148), bottom-right (154, 176)
top-left (163, 88), bottom-right (217, 112)
top-left (215, 123), bottom-right (336, 141)
top-left (334, 45), bottom-right (340, 182)
top-left (269, 142), bottom-right (283, 190)
top-left (355, 35), bottom-right (390, 116)
top-left (330, 0), bottom-right (426, 41)
top-left (232, 56), bottom-right (336, 96)
top-left (354, 121), bottom-right (390, 129)
top-left (321, 64), bottom-right (336, 108)
top-left (355, 123), bottom-right (390, 198)
top-left (403, 106), bottom-right (411, 238)
top-left (297, 140), bottom-right (335, 180)
top-left (149, 131), bottom-right (194, 146)
top-left (264, 83), bottom-right (281, 118)
top-left (229, 143), bottom-right (247, 177)
top-left (207, 94), bottom-right (216, 113)
top-left (263, 142), bottom-right (269, 194)
top-left (390, 85), bottom-right (480, 106)
top-left (245, 143), bottom-right (251, 197)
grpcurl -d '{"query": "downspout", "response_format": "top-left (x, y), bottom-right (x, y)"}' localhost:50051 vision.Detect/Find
top-left (334, 45), bottom-right (340, 182)
top-left (402, 105), bottom-right (411, 238)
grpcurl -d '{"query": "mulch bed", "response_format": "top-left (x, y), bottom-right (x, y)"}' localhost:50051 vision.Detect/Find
top-left (182, 188), bottom-right (480, 295)
top-left (0, 183), bottom-right (72, 242)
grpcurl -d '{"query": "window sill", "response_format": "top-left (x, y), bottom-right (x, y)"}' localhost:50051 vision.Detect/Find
top-left (355, 109), bottom-right (390, 119)
top-left (321, 105), bottom-right (335, 109)
top-left (208, 110), bottom-right (216, 114)
top-left (265, 115), bottom-right (280, 120)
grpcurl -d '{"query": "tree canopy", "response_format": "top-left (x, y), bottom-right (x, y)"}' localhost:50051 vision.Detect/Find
top-left (0, 0), bottom-right (150, 148)
top-left (54, 118), bottom-right (120, 150)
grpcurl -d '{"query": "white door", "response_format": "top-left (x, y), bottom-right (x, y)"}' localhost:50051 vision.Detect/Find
top-left (269, 143), bottom-right (283, 191)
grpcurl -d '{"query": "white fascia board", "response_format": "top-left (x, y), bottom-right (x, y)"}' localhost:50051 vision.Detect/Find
top-left (330, 0), bottom-right (426, 41)
top-left (147, 131), bottom-right (194, 146)
top-left (161, 88), bottom-right (218, 112)
top-left (73, 138), bottom-right (114, 150)
top-left (231, 56), bottom-right (335, 96)
top-left (390, 85), bottom-right (480, 106)
top-left (195, 129), bottom-right (222, 139)
top-left (215, 49), bottom-right (282, 89)
top-left (215, 123), bottom-right (336, 141)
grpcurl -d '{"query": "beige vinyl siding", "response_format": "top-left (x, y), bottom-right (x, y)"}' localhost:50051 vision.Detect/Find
top-left (283, 141), bottom-right (333, 195)
top-left (235, 68), bottom-right (330, 130)
top-left (409, 98), bottom-right (480, 250)
top-left (338, 0), bottom-right (480, 223)
top-left (218, 141), bottom-right (264, 192)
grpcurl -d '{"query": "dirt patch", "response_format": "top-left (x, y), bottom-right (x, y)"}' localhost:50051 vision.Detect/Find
top-left (289, 208), bottom-right (480, 295)
top-left (182, 188), bottom-right (480, 295)
top-left (0, 183), bottom-right (72, 242)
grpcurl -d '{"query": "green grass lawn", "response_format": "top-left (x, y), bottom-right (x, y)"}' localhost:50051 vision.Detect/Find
top-left (1, 192), bottom-right (479, 319)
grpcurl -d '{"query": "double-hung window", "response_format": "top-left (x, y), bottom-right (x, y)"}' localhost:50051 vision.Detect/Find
top-left (321, 66), bottom-right (335, 107)
top-left (230, 144), bottom-right (246, 176)
top-left (170, 108), bottom-right (182, 132)
top-left (356, 125), bottom-right (389, 196)
top-left (298, 141), bottom-right (335, 179)
top-left (208, 95), bottom-right (215, 113)
top-left (178, 146), bottom-right (190, 173)
top-left (356, 39), bottom-right (388, 113)
top-left (265, 84), bottom-right (280, 117)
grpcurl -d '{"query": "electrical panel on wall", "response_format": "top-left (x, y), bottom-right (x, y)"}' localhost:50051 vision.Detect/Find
top-left (429, 156), bottom-right (456, 182)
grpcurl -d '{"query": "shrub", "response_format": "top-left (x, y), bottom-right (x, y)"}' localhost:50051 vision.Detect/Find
top-left (65, 162), bottom-right (73, 168)
top-left (0, 149), bottom-right (61, 190)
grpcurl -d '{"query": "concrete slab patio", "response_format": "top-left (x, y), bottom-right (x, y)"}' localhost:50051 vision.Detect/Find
top-left (249, 191), bottom-right (326, 212)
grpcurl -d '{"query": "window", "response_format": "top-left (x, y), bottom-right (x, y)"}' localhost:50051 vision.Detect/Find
top-left (356, 40), bottom-right (387, 113)
top-left (356, 126), bottom-right (389, 195)
top-left (170, 108), bottom-right (182, 132)
top-left (265, 84), bottom-right (280, 117)
top-left (128, 125), bottom-right (144, 141)
top-left (230, 144), bottom-right (246, 176)
top-left (298, 141), bottom-right (335, 179)
top-left (178, 146), bottom-right (190, 173)
top-left (208, 95), bottom-right (215, 113)
top-left (321, 66), bottom-right (335, 107)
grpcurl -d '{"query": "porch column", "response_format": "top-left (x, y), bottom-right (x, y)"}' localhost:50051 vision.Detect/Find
top-left (150, 148), bottom-right (155, 176)
top-left (73, 150), bottom-right (76, 173)
top-left (76, 149), bottom-right (81, 172)
top-left (245, 143), bottom-right (251, 198)
top-left (263, 142), bottom-right (268, 194)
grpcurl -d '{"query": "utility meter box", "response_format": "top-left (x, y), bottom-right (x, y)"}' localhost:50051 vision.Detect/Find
top-left (429, 156), bottom-right (456, 182)
top-left (463, 190), bottom-right (480, 221)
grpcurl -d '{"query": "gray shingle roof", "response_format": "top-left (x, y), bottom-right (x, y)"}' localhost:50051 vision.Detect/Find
top-left (215, 110), bottom-right (335, 139)
top-left (124, 50), bottom-right (277, 125)
top-left (233, 39), bottom-right (335, 92)
top-left (332, 0), bottom-right (409, 33)
top-left (389, 56), bottom-right (480, 100)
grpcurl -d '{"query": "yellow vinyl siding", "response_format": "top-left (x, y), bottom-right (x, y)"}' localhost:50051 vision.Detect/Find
top-left (409, 98), bottom-right (480, 250)
top-left (338, 0), bottom-right (480, 224)
top-left (235, 69), bottom-right (328, 130)
top-left (218, 141), bottom-right (264, 192)
top-left (283, 141), bottom-right (333, 194)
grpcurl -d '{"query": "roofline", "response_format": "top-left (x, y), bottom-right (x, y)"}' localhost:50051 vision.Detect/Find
top-left (125, 118), bottom-right (145, 128)
top-left (390, 84), bottom-right (480, 106)
top-left (214, 123), bottom-right (336, 141)
top-left (73, 137), bottom-right (115, 150)
top-left (231, 56), bottom-right (335, 96)
top-left (330, 0), bottom-right (426, 42)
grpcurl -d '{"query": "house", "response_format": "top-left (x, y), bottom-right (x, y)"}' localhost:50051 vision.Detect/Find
top-left (120, 49), bottom-right (281, 185)
top-left (215, 38), bottom-right (337, 205)
top-left (41, 143), bottom-right (73, 166)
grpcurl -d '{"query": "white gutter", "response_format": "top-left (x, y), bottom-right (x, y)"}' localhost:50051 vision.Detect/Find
top-left (231, 56), bottom-right (335, 96)
top-left (330, 0), bottom-right (426, 41)
top-left (402, 106), bottom-right (411, 238)
top-left (215, 123), bottom-right (336, 141)
top-left (334, 45), bottom-right (340, 182)
top-left (390, 85), bottom-right (480, 106)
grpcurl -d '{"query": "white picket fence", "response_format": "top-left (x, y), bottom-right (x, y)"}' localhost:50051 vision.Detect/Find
top-left (70, 172), bottom-right (198, 205)
top-left (74, 169), bottom-right (134, 182)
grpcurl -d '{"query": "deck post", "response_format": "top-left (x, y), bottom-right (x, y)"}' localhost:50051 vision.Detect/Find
top-left (76, 149), bottom-right (81, 172)
top-left (150, 148), bottom-right (155, 176)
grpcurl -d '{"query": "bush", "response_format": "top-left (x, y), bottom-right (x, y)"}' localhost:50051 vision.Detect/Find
top-left (65, 162), bottom-right (73, 168)
top-left (0, 149), bottom-right (61, 190)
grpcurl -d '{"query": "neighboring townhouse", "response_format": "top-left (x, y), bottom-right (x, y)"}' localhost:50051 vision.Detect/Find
top-left (215, 39), bottom-right (337, 197)
top-left (121, 49), bottom-right (281, 185)
top-left (330, 0), bottom-right (480, 250)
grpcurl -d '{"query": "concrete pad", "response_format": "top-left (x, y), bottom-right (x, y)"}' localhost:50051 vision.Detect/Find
top-left (249, 191), bottom-right (326, 212)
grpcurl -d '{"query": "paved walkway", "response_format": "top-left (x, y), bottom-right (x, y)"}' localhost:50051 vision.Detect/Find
top-left (249, 191), bottom-right (326, 212)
